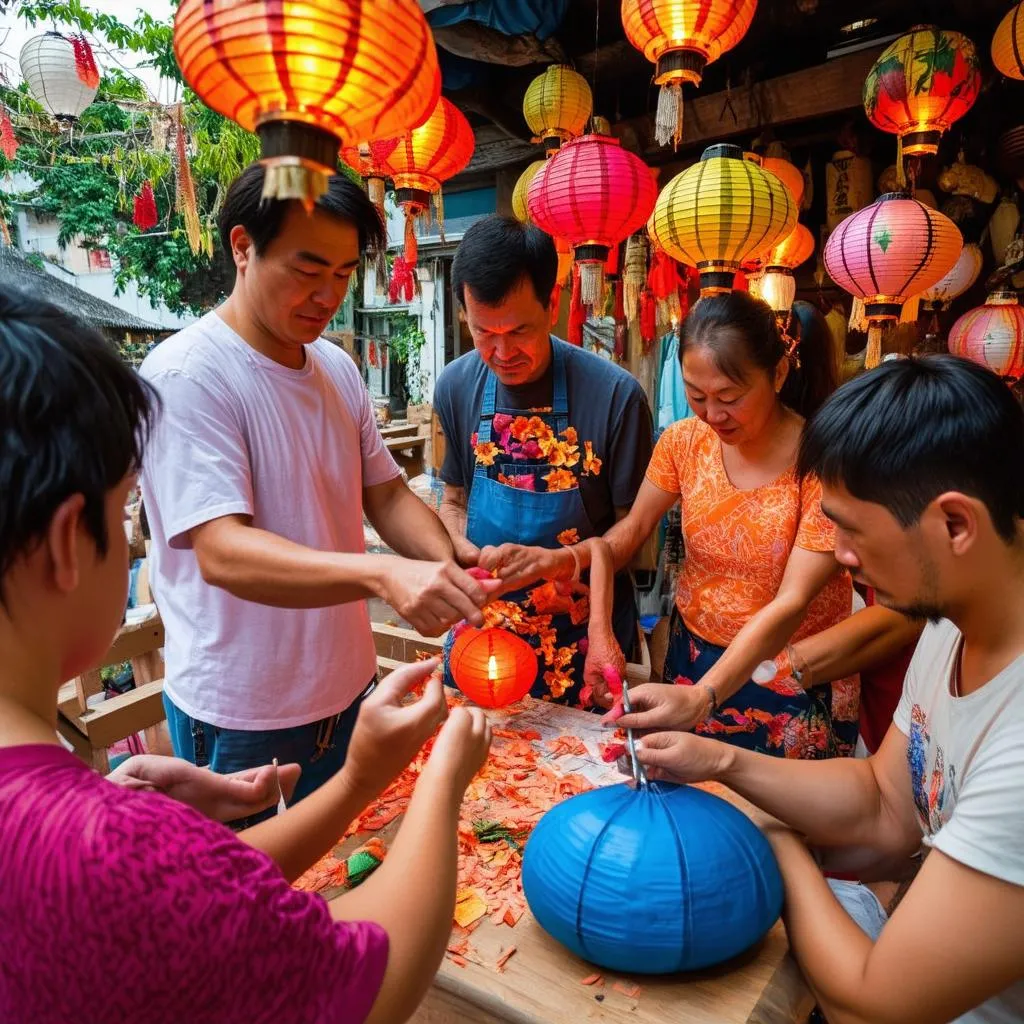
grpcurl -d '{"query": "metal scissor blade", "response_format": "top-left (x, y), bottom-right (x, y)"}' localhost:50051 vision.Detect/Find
top-left (620, 680), bottom-right (648, 786)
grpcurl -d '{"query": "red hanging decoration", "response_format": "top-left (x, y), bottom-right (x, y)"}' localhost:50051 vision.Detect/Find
top-left (368, 340), bottom-right (379, 368)
top-left (0, 112), bottom-right (18, 160)
top-left (640, 288), bottom-right (657, 349)
top-left (388, 255), bottom-right (416, 304)
top-left (733, 270), bottom-right (749, 292)
top-left (647, 248), bottom-right (678, 300)
top-left (568, 264), bottom-right (586, 346)
top-left (132, 180), bottom-right (158, 231)
top-left (613, 279), bottom-right (627, 360)
top-left (70, 34), bottom-right (100, 90)
top-left (380, 343), bottom-right (389, 372)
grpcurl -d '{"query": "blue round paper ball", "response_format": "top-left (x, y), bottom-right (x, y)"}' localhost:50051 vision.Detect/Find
top-left (521, 782), bottom-right (784, 974)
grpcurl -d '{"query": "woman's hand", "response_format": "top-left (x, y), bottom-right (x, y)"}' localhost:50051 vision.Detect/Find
top-left (604, 681), bottom-right (715, 732)
top-left (477, 543), bottom-right (573, 592)
top-left (633, 730), bottom-right (733, 785)
top-left (583, 626), bottom-right (627, 708)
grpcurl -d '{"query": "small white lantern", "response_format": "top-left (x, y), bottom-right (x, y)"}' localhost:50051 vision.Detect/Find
top-left (19, 32), bottom-right (98, 122)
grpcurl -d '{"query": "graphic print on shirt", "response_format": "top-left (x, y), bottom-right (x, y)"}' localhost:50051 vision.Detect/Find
top-left (908, 702), bottom-right (956, 835)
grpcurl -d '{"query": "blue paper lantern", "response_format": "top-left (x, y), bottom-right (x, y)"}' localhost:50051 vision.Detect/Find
top-left (521, 782), bottom-right (783, 974)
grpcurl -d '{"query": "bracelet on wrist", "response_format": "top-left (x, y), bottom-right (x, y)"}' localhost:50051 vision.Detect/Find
top-left (701, 682), bottom-right (718, 718)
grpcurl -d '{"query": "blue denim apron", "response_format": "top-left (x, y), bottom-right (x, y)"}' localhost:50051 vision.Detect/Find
top-left (443, 342), bottom-right (633, 705)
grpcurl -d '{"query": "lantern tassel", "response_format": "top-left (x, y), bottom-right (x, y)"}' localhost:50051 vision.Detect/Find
top-left (568, 265), bottom-right (585, 346)
top-left (174, 110), bottom-right (202, 256)
top-left (849, 297), bottom-right (868, 333)
top-left (133, 180), bottom-right (158, 232)
top-left (374, 248), bottom-right (389, 294)
top-left (389, 255), bottom-right (416, 304)
top-left (367, 178), bottom-right (386, 223)
top-left (866, 324), bottom-right (883, 369)
top-left (262, 163), bottom-right (328, 214)
top-left (655, 83), bottom-right (684, 149)
top-left (70, 34), bottom-right (100, 90)
top-left (624, 234), bottom-right (647, 325)
top-left (404, 212), bottom-right (419, 268)
top-left (0, 111), bottom-right (18, 161)
top-left (640, 288), bottom-right (657, 350)
top-left (580, 262), bottom-right (605, 309)
top-left (899, 295), bottom-right (920, 325)
top-left (433, 191), bottom-right (446, 246)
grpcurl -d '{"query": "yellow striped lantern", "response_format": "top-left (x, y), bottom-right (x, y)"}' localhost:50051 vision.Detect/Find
top-left (649, 143), bottom-right (797, 296)
top-left (992, 2), bottom-right (1024, 81)
top-left (824, 192), bottom-right (962, 368)
top-left (512, 159), bottom-right (547, 224)
top-left (523, 65), bottom-right (592, 152)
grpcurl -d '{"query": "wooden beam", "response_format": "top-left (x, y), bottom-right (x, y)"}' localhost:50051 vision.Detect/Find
top-left (105, 617), bottom-right (165, 665)
top-left (73, 680), bottom-right (166, 750)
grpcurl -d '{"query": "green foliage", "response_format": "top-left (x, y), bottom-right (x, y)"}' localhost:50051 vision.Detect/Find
top-left (388, 314), bottom-right (427, 366)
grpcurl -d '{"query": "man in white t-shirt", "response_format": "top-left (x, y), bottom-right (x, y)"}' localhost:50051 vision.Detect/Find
top-left (140, 164), bottom-right (497, 820)
top-left (619, 355), bottom-right (1024, 1023)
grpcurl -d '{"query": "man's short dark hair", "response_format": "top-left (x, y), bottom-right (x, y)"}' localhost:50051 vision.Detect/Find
top-left (217, 162), bottom-right (386, 259)
top-left (798, 354), bottom-right (1024, 543)
top-left (0, 283), bottom-right (157, 590)
top-left (452, 214), bottom-right (557, 308)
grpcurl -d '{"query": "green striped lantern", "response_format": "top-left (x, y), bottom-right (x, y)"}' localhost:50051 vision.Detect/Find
top-left (649, 144), bottom-right (797, 295)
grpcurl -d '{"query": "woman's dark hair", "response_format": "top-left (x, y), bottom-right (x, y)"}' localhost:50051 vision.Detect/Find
top-left (452, 214), bottom-right (557, 307)
top-left (680, 291), bottom-right (838, 419)
top-left (217, 162), bottom-right (386, 260)
top-left (0, 283), bottom-right (157, 595)
top-left (799, 354), bottom-right (1024, 544)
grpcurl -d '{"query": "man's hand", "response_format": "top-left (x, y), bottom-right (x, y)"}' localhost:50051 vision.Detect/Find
top-left (477, 543), bottom-right (572, 593)
top-left (420, 705), bottom-right (492, 792)
top-left (108, 755), bottom-right (302, 823)
top-left (604, 681), bottom-right (714, 731)
top-left (343, 658), bottom-right (450, 798)
top-left (376, 557), bottom-right (502, 636)
top-left (633, 730), bottom-right (734, 787)
top-left (451, 534), bottom-right (481, 569)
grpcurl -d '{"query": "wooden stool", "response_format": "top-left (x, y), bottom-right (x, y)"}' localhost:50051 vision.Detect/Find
top-left (56, 614), bottom-right (168, 774)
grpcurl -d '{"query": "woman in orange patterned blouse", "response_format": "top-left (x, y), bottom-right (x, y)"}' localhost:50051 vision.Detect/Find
top-left (481, 292), bottom-right (858, 758)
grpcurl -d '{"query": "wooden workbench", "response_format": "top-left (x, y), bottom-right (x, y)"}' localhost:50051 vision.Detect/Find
top-left (324, 699), bottom-right (814, 1024)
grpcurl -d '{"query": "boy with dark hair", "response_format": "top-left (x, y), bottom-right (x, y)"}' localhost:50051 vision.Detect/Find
top-left (622, 355), bottom-right (1024, 1023)
top-left (0, 281), bottom-right (492, 1023)
top-left (140, 164), bottom-right (498, 812)
top-left (435, 214), bottom-right (653, 706)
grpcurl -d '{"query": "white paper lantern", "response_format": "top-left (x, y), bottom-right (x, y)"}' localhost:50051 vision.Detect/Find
top-left (919, 242), bottom-right (984, 311)
top-left (19, 32), bottom-right (98, 121)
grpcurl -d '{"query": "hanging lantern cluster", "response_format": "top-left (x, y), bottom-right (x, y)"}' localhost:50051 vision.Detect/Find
top-left (19, 31), bottom-right (100, 121)
top-left (748, 223), bottom-right (815, 314)
top-left (948, 292), bottom-right (1024, 383)
top-left (824, 193), bottom-right (962, 368)
top-left (863, 27), bottom-right (981, 157)
top-left (528, 133), bottom-right (658, 307)
top-left (621, 0), bottom-right (758, 148)
top-left (174, 0), bottom-right (440, 208)
top-left (650, 143), bottom-right (797, 296)
top-left (918, 242), bottom-right (983, 312)
top-left (992, 3), bottom-right (1024, 81)
top-left (450, 627), bottom-right (537, 708)
top-left (522, 65), bottom-right (592, 152)
top-left (389, 97), bottom-right (475, 268)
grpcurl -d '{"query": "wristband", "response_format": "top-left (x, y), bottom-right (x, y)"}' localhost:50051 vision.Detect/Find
top-left (563, 545), bottom-right (582, 584)
top-left (785, 643), bottom-right (810, 687)
top-left (700, 682), bottom-right (718, 718)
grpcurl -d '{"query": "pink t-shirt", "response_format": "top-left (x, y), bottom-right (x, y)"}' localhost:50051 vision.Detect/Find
top-left (0, 745), bottom-right (388, 1023)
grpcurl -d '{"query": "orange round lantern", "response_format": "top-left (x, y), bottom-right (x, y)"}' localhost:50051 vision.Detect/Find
top-left (174, 0), bottom-right (440, 206)
top-left (450, 627), bottom-right (538, 708)
top-left (621, 0), bottom-right (757, 147)
top-left (762, 154), bottom-right (804, 209)
top-left (948, 292), bottom-right (1024, 382)
top-left (863, 26), bottom-right (981, 157)
top-left (389, 97), bottom-right (475, 266)
top-left (749, 223), bottom-right (815, 313)
top-left (992, 2), bottom-right (1024, 81)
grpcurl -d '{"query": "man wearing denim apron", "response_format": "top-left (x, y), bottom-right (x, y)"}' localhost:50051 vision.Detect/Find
top-left (435, 216), bottom-right (653, 705)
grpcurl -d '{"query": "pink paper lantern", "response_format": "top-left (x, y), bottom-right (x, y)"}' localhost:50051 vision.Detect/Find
top-left (948, 292), bottom-right (1024, 382)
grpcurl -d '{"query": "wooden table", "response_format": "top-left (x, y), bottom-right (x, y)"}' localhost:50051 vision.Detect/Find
top-left (326, 700), bottom-right (813, 1024)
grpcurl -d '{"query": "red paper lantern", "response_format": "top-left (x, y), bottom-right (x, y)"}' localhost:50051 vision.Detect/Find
top-left (824, 193), bottom-right (961, 367)
top-left (450, 627), bottom-right (537, 708)
top-left (863, 26), bottom-right (981, 157)
top-left (527, 133), bottom-right (657, 307)
top-left (948, 292), bottom-right (1024, 382)
top-left (174, 0), bottom-right (440, 207)
top-left (389, 97), bottom-right (475, 266)
top-left (621, 0), bottom-right (757, 147)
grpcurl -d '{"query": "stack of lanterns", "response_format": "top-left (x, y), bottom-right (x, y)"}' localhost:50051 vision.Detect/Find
top-left (174, 0), bottom-right (441, 207)
top-left (649, 144), bottom-right (797, 296)
top-left (948, 293), bottom-right (1024, 383)
top-left (621, 0), bottom-right (758, 148)
top-left (824, 193), bottom-right (963, 368)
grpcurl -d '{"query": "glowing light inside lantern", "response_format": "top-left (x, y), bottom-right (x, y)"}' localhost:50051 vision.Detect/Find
top-left (488, 655), bottom-right (498, 681)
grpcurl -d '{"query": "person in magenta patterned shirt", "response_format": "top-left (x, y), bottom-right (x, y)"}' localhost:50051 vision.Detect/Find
top-left (0, 284), bottom-right (492, 1024)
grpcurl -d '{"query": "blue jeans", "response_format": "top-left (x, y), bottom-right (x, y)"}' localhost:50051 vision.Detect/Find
top-left (162, 679), bottom-right (376, 829)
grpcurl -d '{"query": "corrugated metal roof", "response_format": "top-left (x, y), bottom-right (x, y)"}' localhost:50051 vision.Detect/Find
top-left (0, 245), bottom-right (165, 333)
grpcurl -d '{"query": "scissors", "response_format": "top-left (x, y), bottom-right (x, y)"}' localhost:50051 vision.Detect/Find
top-left (620, 679), bottom-right (648, 787)
top-left (273, 757), bottom-right (288, 815)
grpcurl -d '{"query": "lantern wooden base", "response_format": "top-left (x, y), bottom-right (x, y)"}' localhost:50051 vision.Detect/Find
top-left (901, 130), bottom-right (942, 157)
top-left (655, 49), bottom-right (706, 88)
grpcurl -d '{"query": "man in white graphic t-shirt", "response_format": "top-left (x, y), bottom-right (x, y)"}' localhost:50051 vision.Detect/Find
top-left (616, 355), bottom-right (1024, 1023)
top-left (140, 164), bottom-right (498, 823)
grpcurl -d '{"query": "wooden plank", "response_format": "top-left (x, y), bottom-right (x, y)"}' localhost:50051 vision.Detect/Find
top-left (104, 617), bottom-right (165, 665)
top-left (381, 423), bottom-right (419, 440)
top-left (74, 680), bottom-right (166, 749)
